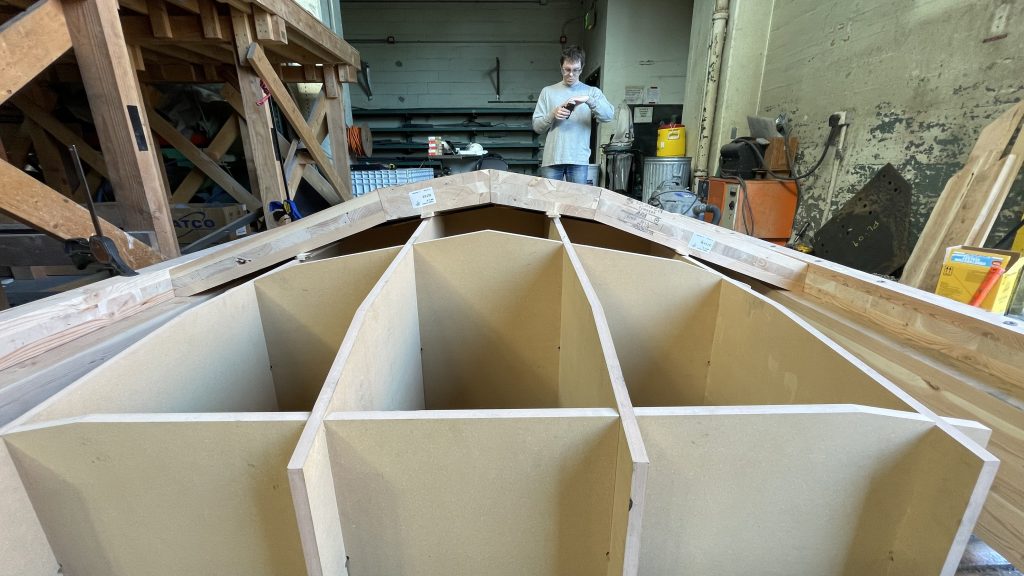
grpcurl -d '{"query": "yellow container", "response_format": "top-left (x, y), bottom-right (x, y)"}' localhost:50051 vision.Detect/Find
top-left (657, 126), bottom-right (686, 157)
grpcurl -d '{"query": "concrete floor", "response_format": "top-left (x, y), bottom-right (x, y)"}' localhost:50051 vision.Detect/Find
top-left (958, 536), bottom-right (1021, 575)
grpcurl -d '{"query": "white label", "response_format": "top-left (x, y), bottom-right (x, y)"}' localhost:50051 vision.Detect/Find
top-left (688, 233), bottom-right (715, 253)
top-left (634, 107), bottom-right (653, 123)
top-left (409, 187), bottom-right (437, 209)
top-left (624, 86), bottom-right (644, 105)
top-left (235, 227), bottom-right (248, 236)
top-left (646, 86), bottom-right (660, 104)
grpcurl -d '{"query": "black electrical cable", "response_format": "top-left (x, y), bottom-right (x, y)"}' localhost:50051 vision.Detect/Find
top-left (739, 128), bottom-right (839, 182)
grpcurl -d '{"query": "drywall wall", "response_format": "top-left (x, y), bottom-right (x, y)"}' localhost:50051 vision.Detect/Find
top-left (595, 0), bottom-right (695, 148)
top-left (339, 1), bottom-right (584, 108)
top-left (686, 0), bottom-right (1024, 246)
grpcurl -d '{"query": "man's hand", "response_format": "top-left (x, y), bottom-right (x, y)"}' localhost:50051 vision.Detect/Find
top-left (555, 96), bottom-right (590, 120)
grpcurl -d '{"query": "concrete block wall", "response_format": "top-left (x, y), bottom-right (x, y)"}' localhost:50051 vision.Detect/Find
top-left (340, 1), bottom-right (585, 109)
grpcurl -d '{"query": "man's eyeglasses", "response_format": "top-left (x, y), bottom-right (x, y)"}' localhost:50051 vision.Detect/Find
top-left (561, 67), bottom-right (582, 76)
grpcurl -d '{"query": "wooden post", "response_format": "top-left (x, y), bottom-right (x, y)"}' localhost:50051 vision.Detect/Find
top-left (324, 65), bottom-right (352, 201)
top-left (62, 0), bottom-right (178, 258)
top-left (230, 8), bottom-right (288, 227)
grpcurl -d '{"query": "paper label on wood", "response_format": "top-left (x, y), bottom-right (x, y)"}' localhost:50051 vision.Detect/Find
top-left (409, 187), bottom-right (437, 209)
top-left (688, 233), bottom-right (715, 253)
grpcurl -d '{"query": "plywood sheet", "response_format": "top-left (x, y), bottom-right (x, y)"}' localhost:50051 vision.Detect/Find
top-left (16, 283), bottom-right (278, 427)
top-left (324, 410), bottom-right (621, 576)
top-left (255, 246), bottom-right (400, 411)
top-left (635, 406), bottom-right (993, 576)
top-left (4, 415), bottom-right (308, 576)
top-left (575, 244), bottom-right (721, 407)
top-left (415, 231), bottom-right (564, 409)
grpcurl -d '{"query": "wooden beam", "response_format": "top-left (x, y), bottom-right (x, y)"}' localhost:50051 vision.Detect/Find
top-left (229, 8), bottom-right (288, 225)
top-left (11, 93), bottom-right (108, 177)
top-left (324, 66), bottom-right (351, 200)
top-left (246, 43), bottom-right (348, 202)
top-left (197, 0), bottom-right (225, 39)
top-left (145, 0), bottom-right (172, 38)
top-left (0, 159), bottom-right (163, 269)
top-left (24, 120), bottom-right (72, 197)
top-left (63, 0), bottom-right (179, 258)
top-left (147, 108), bottom-right (259, 211)
top-left (122, 13), bottom-right (232, 44)
top-left (902, 101), bottom-right (1024, 290)
top-left (251, 5), bottom-right (284, 44)
top-left (170, 115), bottom-right (239, 203)
top-left (242, 0), bottom-right (359, 67)
top-left (0, 0), bottom-right (71, 105)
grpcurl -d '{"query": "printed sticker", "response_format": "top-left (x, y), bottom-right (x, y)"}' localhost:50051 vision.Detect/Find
top-left (688, 233), bottom-right (715, 253)
top-left (409, 187), bottom-right (437, 209)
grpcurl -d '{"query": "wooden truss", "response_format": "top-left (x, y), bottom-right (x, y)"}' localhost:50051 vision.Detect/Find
top-left (0, 0), bottom-right (359, 268)
top-left (0, 171), bottom-right (1021, 573)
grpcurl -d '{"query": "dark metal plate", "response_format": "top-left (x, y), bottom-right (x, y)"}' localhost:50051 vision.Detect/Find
top-left (813, 163), bottom-right (912, 275)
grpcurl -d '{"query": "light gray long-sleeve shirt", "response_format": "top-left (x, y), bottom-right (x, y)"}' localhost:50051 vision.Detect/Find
top-left (532, 81), bottom-right (614, 167)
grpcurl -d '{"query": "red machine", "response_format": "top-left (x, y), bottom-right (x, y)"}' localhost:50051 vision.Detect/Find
top-left (703, 177), bottom-right (797, 245)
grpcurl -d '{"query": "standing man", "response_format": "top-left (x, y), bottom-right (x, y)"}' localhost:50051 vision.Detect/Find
top-left (533, 45), bottom-right (614, 184)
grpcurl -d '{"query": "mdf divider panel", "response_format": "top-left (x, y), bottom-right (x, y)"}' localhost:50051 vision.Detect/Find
top-left (255, 246), bottom-right (401, 411)
top-left (414, 231), bottom-right (565, 409)
top-left (13, 282), bottom-right (279, 427)
top-left (635, 405), bottom-right (997, 576)
top-left (324, 409), bottom-right (623, 576)
top-left (288, 226), bottom-right (430, 576)
top-left (560, 216), bottom-right (676, 258)
top-left (308, 218), bottom-right (423, 260)
top-left (323, 247), bottom-right (424, 414)
top-left (706, 282), bottom-right (914, 410)
top-left (573, 244), bottom-right (721, 407)
top-left (0, 440), bottom-right (55, 576)
top-left (3, 414), bottom-right (309, 576)
top-left (554, 219), bottom-right (650, 575)
top-left (438, 204), bottom-right (550, 238)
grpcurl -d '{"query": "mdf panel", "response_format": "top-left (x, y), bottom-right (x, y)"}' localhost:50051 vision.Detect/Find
top-left (635, 406), bottom-right (994, 576)
top-left (18, 283), bottom-right (278, 426)
top-left (574, 244), bottom-right (720, 407)
top-left (707, 282), bottom-right (912, 410)
top-left (325, 411), bottom-right (622, 576)
top-left (414, 231), bottom-right (564, 409)
top-left (5, 416), bottom-right (308, 576)
top-left (256, 246), bottom-right (401, 411)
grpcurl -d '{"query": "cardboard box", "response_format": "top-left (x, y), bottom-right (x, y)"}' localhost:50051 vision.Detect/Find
top-left (935, 246), bottom-right (1022, 313)
top-left (94, 203), bottom-right (250, 246)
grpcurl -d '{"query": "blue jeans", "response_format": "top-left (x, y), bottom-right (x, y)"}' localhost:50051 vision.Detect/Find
top-left (540, 164), bottom-right (589, 184)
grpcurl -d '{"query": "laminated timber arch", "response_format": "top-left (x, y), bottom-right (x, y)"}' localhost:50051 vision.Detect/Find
top-left (0, 170), bottom-right (1020, 573)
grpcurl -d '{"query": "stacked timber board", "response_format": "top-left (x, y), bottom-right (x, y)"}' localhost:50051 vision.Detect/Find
top-left (0, 200), bottom-right (999, 576)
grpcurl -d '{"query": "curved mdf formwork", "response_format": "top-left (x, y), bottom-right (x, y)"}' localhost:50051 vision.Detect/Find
top-left (572, 243), bottom-right (914, 410)
top-left (7, 246), bottom-right (399, 427)
top-left (0, 247), bottom-right (401, 576)
top-left (4, 414), bottom-right (308, 576)
top-left (289, 225), bottom-right (647, 576)
top-left (636, 405), bottom-right (994, 576)
top-left (0, 212), bottom-right (998, 576)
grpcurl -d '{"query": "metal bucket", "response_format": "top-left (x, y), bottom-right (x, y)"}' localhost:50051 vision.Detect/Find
top-left (642, 157), bottom-right (691, 203)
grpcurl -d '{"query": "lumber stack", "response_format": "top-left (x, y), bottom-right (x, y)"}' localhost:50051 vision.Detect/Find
top-left (901, 101), bottom-right (1024, 290)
